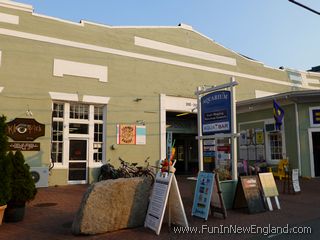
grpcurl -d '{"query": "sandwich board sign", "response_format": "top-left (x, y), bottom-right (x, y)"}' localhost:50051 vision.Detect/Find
top-left (292, 169), bottom-right (301, 193)
top-left (258, 172), bottom-right (280, 211)
top-left (233, 175), bottom-right (266, 214)
top-left (210, 174), bottom-right (227, 219)
top-left (145, 172), bottom-right (188, 235)
top-left (191, 172), bottom-right (214, 220)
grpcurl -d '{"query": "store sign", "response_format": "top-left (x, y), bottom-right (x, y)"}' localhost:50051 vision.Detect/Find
top-left (201, 91), bottom-right (231, 135)
top-left (6, 118), bottom-right (45, 141)
top-left (311, 108), bottom-right (320, 125)
top-left (9, 142), bottom-right (40, 151)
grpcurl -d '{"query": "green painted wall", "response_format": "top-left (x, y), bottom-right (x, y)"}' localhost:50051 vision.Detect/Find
top-left (0, 4), bottom-right (319, 184)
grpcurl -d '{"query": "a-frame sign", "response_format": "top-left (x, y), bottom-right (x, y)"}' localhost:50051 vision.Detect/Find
top-left (145, 172), bottom-right (188, 235)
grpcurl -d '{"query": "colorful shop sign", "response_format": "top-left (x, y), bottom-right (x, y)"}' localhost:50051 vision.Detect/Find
top-left (201, 91), bottom-right (231, 135)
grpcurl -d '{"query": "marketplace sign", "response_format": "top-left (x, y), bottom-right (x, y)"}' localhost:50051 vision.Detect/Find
top-left (201, 90), bottom-right (231, 135)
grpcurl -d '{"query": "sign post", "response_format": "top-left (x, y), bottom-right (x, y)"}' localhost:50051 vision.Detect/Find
top-left (195, 77), bottom-right (238, 180)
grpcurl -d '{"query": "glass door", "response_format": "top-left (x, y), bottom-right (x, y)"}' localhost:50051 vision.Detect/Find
top-left (68, 139), bottom-right (88, 183)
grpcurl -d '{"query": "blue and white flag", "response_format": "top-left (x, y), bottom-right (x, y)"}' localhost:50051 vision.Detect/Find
top-left (273, 99), bottom-right (284, 130)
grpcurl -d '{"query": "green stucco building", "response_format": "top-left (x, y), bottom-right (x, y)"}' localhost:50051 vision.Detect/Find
top-left (1, 0), bottom-right (320, 186)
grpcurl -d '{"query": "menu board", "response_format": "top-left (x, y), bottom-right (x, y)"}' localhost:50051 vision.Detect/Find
top-left (258, 172), bottom-right (279, 197)
top-left (292, 169), bottom-right (301, 192)
top-left (192, 172), bottom-right (214, 220)
top-left (233, 176), bottom-right (266, 214)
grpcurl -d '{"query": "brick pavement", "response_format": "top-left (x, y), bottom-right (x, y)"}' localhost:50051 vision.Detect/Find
top-left (0, 177), bottom-right (319, 240)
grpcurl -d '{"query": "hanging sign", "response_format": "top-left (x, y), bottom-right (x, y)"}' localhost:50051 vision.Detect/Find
top-left (9, 142), bottom-right (40, 151)
top-left (6, 118), bottom-right (45, 141)
top-left (191, 172), bottom-right (214, 220)
top-left (145, 173), bottom-right (188, 235)
top-left (201, 90), bottom-right (231, 135)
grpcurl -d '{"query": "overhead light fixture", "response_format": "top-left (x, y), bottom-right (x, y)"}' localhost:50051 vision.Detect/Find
top-left (176, 112), bottom-right (189, 117)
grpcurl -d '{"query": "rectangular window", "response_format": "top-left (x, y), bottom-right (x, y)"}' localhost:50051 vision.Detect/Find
top-left (69, 123), bottom-right (89, 134)
top-left (94, 106), bottom-right (104, 120)
top-left (53, 103), bottom-right (64, 118)
top-left (70, 103), bottom-right (89, 119)
top-left (269, 132), bottom-right (283, 160)
top-left (51, 121), bottom-right (63, 163)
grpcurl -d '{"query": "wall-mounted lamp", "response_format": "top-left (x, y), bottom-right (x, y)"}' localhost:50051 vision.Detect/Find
top-left (136, 120), bottom-right (145, 125)
top-left (134, 98), bottom-right (142, 102)
top-left (110, 144), bottom-right (117, 150)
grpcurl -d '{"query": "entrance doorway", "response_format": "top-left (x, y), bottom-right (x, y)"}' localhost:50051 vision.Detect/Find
top-left (166, 111), bottom-right (198, 174)
top-left (311, 132), bottom-right (320, 177)
top-left (68, 139), bottom-right (88, 183)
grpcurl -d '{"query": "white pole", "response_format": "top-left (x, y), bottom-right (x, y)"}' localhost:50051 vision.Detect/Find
top-left (196, 86), bottom-right (204, 172)
top-left (230, 77), bottom-right (238, 180)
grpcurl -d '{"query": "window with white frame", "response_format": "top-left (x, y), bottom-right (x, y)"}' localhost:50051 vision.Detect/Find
top-left (269, 131), bottom-right (283, 161)
top-left (93, 106), bottom-right (104, 162)
top-left (51, 102), bottom-right (105, 165)
top-left (51, 103), bottom-right (64, 163)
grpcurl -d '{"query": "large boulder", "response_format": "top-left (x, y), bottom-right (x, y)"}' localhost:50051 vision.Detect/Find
top-left (72, 177), bottom-right (152, 235)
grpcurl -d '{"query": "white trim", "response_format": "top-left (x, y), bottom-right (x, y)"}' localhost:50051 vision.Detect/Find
top-left (255, 90), bottom-right (277, 98)
top-left (294, 103), bottom-right (301, 176)
top-left (0, 50), bottom-right (1, 66)
top-left (306, 78), bottom-right (320, 84)
top-left (0, 28), bottom-right (317, 90)
top-left (80, 20), bottom-right (181, 29)
top-left (32, 13), bottom-right (81, 26)
top-left (0, 12), bottom-right (19, 25)
top-left (82, 95), bottom-right (110, 104)
top-left (49, 91), bottom-right (78, 101)
top-left (0, 86), bottom-right (3, 93)
top-left (160, 95), bottom-right (198, 160)
top-left (308, 128), bottom-right (320, 178)
top-left (0, 1), bottom-right (33, 12)
top-left (160, 94), bottom-right (166, 160)
top-left (53, 59), bottom-right (108, 82)
top-left (134, 36), bottom-right (237, 66)
top-left (309, 106), bottom-right (320, 127)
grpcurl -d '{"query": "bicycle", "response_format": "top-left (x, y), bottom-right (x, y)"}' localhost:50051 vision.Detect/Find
top-left (135, 157), bottom-right (155, 184)
top-left (118, 157), bottom-right (139, 178)
top-left (98, 159), bottom-right (119, 181)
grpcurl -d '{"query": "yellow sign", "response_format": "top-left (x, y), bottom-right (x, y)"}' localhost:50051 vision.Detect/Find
top-left (258, 173), bottom-right (279, 197)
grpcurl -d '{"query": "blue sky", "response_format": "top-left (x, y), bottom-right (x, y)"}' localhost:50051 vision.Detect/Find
top-left (15, 0), bottom-right (320, 71)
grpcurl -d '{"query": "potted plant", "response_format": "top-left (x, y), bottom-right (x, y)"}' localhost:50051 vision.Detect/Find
top-left (0, 115), bottom-right (11, 225)
top-left (4, 150), bottom-right (37, 222)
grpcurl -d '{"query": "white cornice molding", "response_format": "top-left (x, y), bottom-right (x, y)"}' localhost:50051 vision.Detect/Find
top-left (135, 36), bottom-right (237, 66)
top-left (53, 59), bottom-right (108, 82)
top-left (0, 12), bottom-right (19, 24)
top-left (82, 95), bottom-right (110, 104)
top-left (0, 86), bottom-right (3, 93)
top-left (0, 0), bottom-right (33, 12)
top-left (49, 92), bottom-right (78, 101)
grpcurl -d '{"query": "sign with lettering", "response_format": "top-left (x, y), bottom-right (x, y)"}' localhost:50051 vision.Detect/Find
top-left (145, 173), bottom-right (188, 235)
top-left (201, 91), bottom-right (231, 135)
top-left (192, 172), bottom-right (214, 220)
top-left (233, 176), bottom-right (266, 214)
top-left (9, 142), bottom-right (40, 151)
top-left (6, 118), bottom-right (45, 141)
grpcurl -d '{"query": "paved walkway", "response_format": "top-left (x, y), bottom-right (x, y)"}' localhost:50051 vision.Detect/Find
top-left (0, 176), bottom-right (320, 240)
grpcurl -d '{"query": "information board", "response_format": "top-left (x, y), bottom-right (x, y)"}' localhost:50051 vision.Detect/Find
top-left (258, 172), bottom-right (279, 197)
top-left (292, 169), bottom-right (301, 192)
top-left (201, 90), bottom-right (231, 135)
top-left (233, 176), bottom-right (266, 214)
top-left (145, 173), bottom-right (188, 235)
top-left (192, 172), bottom-right (214, 220)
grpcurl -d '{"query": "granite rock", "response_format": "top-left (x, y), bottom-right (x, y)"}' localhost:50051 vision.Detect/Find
top-left (72, 177), bottom-right (152, 235)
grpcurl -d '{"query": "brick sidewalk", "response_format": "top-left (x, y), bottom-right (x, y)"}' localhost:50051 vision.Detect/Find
top-left (0, 177), bottom-right (319, 240)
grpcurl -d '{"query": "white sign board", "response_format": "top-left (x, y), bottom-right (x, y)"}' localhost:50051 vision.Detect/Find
top-left (292, 169), bottom-right (301, 192)
top-left (145, 173), bottom-right (188, 235)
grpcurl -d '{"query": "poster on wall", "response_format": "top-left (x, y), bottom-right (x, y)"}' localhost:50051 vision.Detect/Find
top-left (117, 124), bottom-right (136, 144)
top-left (239, 146), bottom-right (248, 160)
top-left (255, 129), bottom-right (264, 145)
top-left (248, 145), bottom-right (256, 161)
top-left (239, 131), bottom-right (247, 146)
top-left (201, 91), bottom-right (231, 135)
top-left (116, 124), bottom-right (146, 145)
top-left (256, 145), bottom-right (265, 161)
